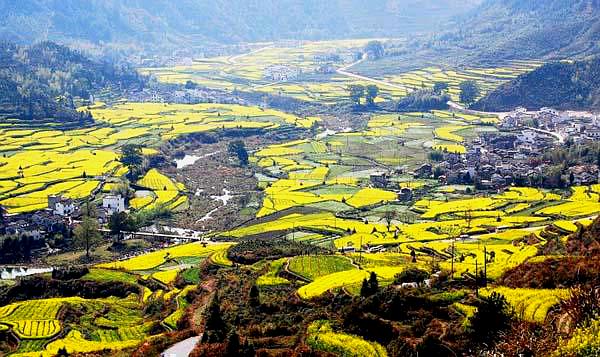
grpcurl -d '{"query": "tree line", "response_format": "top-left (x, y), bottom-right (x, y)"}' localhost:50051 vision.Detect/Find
top-left (0, 41), bottom-right (147, 124)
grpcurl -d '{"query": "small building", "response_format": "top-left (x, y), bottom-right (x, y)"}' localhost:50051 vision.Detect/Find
top-left (263, 65), bottom-right (301, 81)
top-left (585, 129), bottom-right (600, 140)
top-left (48, 196), bottom-right (76, 217)
top-left (414, 163), bottom-right (432, 179)
top-left (315, 64), bottom-right (336, 74)
top-left (339, 246), bottom-right (356, 253)
top-left (102, 195), bottom-right (126, 216)
top-left (370, 172), bottom-right (389, 188)
top-left (399, 187), bottom-right (413, 201)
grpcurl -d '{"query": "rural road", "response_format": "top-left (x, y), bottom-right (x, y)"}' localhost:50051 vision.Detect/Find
top-left (526, 126), bottom-right (565, 144)
top-left (336, 54), bottom-right (410, 92)
top-left (228, 44), bottom-right (275, 64)
top-left (161, 335), bottom-right (201, 357)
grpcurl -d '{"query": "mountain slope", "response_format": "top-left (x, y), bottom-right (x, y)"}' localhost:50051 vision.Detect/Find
top-left (0, 0), bottom-right (481, 50)
top-left (0, 41), bottom-right (145, 124)
top-left (440, 0), bottom-right (600, 60)
top-left (472, 58), bottom-right (600, 111)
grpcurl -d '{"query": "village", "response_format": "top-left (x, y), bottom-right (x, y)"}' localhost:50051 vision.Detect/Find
top-left (2, 105), bottom-right (600, 263)
top-left (433, 107), bottom-right (600, 190)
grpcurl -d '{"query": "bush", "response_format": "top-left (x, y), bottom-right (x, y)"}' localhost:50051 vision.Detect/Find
top-left (51, 267), bottom-right (89, 280)
top-left (469, 292), bottom-right (512, 342)
top-left (397, 89), bottom-right (450, 112)
top-left (394, 268), bottom-right (429, 285)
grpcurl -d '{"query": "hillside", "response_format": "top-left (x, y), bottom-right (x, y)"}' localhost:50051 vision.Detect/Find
top-left (0, 41), bottom-right (145, 124)
top-left (440, 0), bottom-right (600, 61)
top-left (472, 58), bottom-right (600, 111)
top-left (0, 0), bottom-right (480, 51)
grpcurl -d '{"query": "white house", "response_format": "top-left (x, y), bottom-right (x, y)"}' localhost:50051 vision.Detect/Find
top-left (263, 65), bottom-right (301, 81)
top-left (48, 196), bottom-right (77, 217)
top-left (103, 195), bottom-right (126, 216)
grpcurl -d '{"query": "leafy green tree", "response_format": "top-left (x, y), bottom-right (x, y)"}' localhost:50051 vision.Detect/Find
top-left (248, 284), bottom-right (260, 307)
top-left (202, 292), bottom-right (227, 343)
top-left (184, 80), bottom-right (197, 89)
top-left (121, 144), bottom-right (144, 179)
top-left (365, 85), bottom-right (379, 106)
top-left (73, 216), bottom-right (101, 261)
top-left (459, 81), bottom-right (480, 106)
top-left (347, 84), bottom-right (365, 106)
top-left (394, 268), bottom-right (429, 285)
top-left (0, 205), bottom-right (6, 235)
top-left (360, 278), bottom-right (371, 297)
top-left (225, 328), bottom-right (241, 355)
top-left (121, 144), bottom-right (143, 167)
top-left (364, 40), bottom-right (385, 59)
top-left (368, 271), bottom-right (379, 293)
top-left (109, 211), bottom-right (136, 243)
top-left (433, 82), bottom-right (449, 94)
top-left (228, 140), bottom-right (249, 166)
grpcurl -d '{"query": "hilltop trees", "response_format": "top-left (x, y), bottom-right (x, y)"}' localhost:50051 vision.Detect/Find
top-left (360, 272), bottom-right (379, 297)
top-left (0, 41), bottom-right (146, 124)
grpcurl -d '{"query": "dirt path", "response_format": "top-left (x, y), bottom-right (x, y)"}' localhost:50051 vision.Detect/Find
top-left (282, 257), bottom-right (311, 283)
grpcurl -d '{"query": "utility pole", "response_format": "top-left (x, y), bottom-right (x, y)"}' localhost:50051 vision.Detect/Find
top-left (359, 234), bottom-right (363, 264)
top-left (483, 246), bottom-right (487, 287)
top-left (451, 237), bottom-right (455, 280)
top-left (475, 259), bottom-right (479, 297)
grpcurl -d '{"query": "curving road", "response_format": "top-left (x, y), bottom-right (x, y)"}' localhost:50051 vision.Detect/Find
top-left (228, 44), bottom-right (275, 65)
top-left (161, 335), bottom-right (201, 357)
top-left (336, 54), bottom-right (410, 92)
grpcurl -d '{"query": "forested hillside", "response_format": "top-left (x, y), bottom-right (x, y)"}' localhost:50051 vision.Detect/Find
top-left (439, 0), bottom-right (600, 60)
top-left (473, 58), bottom-right (600, 111)
top-left (0, 41), bottom-right (145, 124)
top-left (0, 0), bottom-right (480, 50)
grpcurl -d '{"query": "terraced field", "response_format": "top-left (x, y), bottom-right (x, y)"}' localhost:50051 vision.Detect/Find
top-left (307, 320), bottom-right (388, 356)
top-left (142, 40), bottom-right (543, 106)
top-left (97, 241), bottom-right (232, 271)
top-left (288, 255), bottom-right (355, 281)
top-left (223, 107), bottom-right (599, 305)
top-left (480, 287), bottom-right (569, 322)
top-left (0, 101), bottom-right (315, 214)
top-left (0, 240), bottom-right (236, 355)
top-left (378, 61), bottom-right (544, 102)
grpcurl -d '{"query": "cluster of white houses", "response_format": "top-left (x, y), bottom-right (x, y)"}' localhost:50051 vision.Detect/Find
top-left (501, 107), bottom-right (600, 142)
top-left (48, 194), bottom-right (126, 221)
